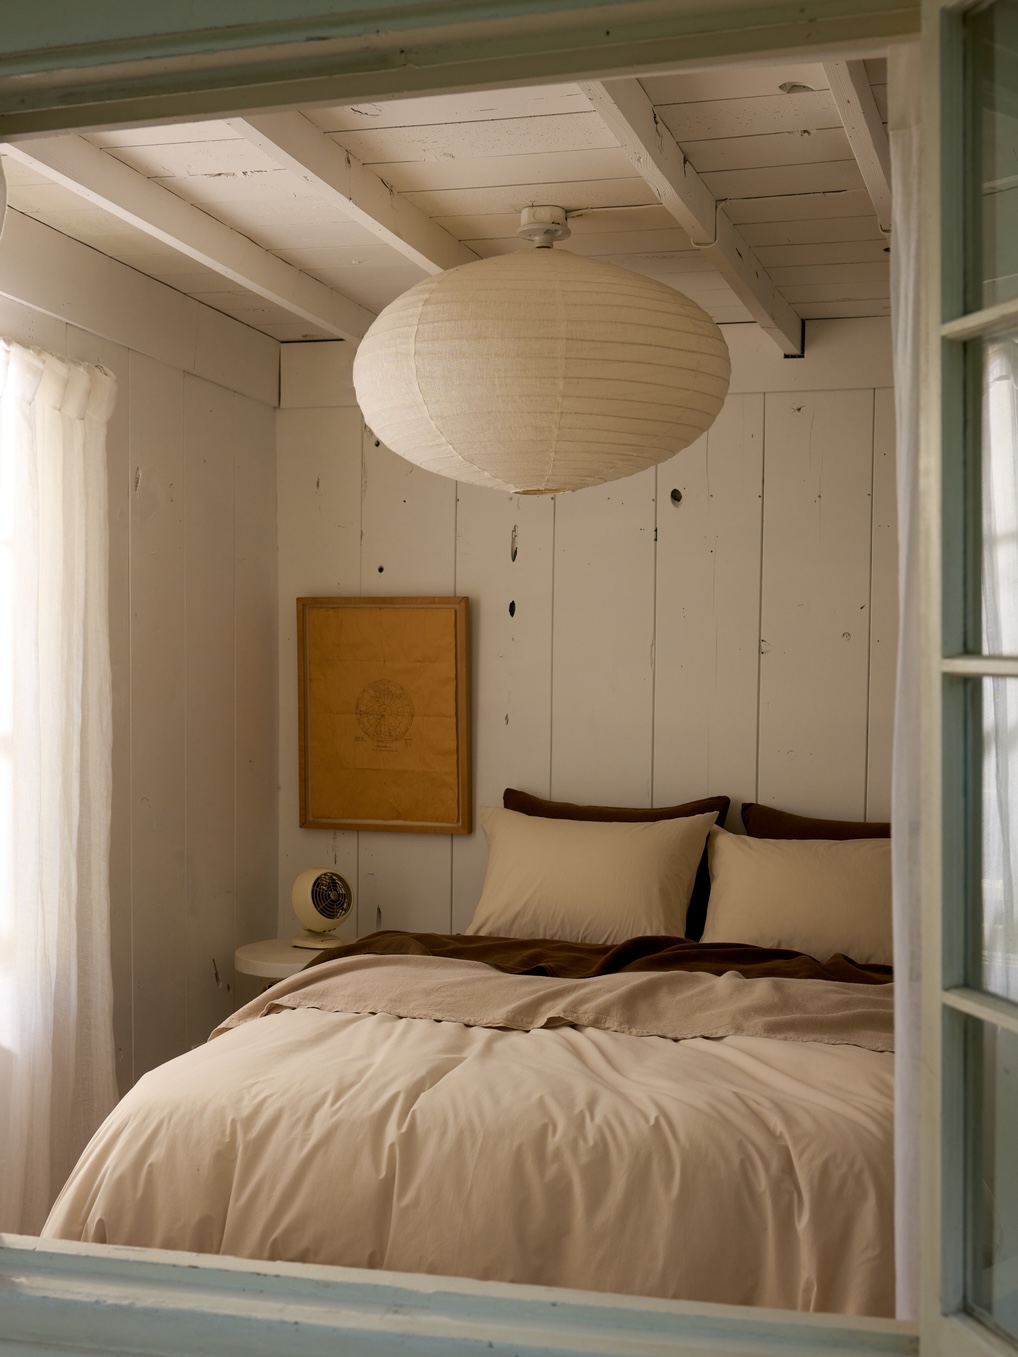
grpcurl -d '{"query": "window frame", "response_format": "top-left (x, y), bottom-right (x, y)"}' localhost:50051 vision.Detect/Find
top-left (922, 3), bottom-right (1018, 1356)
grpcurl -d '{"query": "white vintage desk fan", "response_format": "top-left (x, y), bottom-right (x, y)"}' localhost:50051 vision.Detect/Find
top-left (291, 868), bottom-right (353, 948)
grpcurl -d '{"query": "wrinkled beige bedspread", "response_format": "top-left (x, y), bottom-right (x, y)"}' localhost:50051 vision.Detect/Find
top-left (44, 955), bottom-right (895, 1315)
top-left (215, 951), bottom-right (895, 1050)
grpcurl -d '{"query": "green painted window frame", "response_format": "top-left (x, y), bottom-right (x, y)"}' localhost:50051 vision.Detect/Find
top-left (0, 0), bottom-right (921, 137)
top-left (925, 2), bottom-right (1018, 1355)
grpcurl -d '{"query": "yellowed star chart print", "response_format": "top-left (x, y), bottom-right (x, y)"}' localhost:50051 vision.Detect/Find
top-left (297, 596), bottom-right (471, 834)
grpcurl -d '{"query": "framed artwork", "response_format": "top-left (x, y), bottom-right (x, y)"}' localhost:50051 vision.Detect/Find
top-left (297, 596), bottom-right (471, 834)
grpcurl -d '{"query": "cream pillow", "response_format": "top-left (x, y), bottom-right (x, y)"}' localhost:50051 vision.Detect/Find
top-left (464, 805), bottom-right (718, 944)
top-left (700, 827), bottom-right (892, 964)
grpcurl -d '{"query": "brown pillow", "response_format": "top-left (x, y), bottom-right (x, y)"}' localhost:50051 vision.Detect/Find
top-left (502, 788), bottom-right (731, 940)
top-left (740, 802), bottom-right (890, 840)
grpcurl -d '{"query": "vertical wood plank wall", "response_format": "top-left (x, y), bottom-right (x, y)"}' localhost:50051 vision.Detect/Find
top-left (276, 316), bottom-right (897, 941)
top-left (0, 286), bottom-right (279, 1094)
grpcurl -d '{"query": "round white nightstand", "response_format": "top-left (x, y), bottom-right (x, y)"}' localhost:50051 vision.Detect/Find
top-left (235, 938), bottom-right (326, 982)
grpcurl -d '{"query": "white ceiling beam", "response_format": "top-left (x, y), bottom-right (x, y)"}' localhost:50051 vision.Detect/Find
top-left (578, 77), bottom-right (803, 357)
top-left (2, 134), bottom-right (375, 342)
top-left (823, 60), bottom-right (892, 233)
top-left (231, 113), bottom-right (478, 276)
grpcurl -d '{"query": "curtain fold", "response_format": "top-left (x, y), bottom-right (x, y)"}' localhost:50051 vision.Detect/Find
top-left (888, 41), bottom-right (922, 1321)
top-left (0, 340), bottom-right (118, 1235)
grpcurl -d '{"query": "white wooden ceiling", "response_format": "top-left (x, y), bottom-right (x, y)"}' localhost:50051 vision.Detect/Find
top-left (0, 56), bottom-right (890, 348)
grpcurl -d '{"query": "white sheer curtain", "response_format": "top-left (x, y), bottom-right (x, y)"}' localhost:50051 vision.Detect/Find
top-left (0, 341), bottom-right (119, 1235)
top-left (888, 41), bottom-right (922, 1321)
top-left (981, 338), bottom-right (1018, 1004)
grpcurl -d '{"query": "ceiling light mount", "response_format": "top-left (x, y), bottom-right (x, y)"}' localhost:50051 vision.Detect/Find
top-left (517, 205), bottom-right (571, 248)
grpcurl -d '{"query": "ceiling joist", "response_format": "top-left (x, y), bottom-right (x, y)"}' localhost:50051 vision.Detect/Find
top-left (2, 134), bottom-right (375, 342)
top-left (231, 113), bottom-right (479, 275)
top-left (823, 60), bottom-right (892, 233)
top-left (579, 77), bottom-right (804, 356)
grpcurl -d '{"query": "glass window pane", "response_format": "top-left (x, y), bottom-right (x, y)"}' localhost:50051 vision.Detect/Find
top-left (968, 1), bottom-right (1018, 310)
top-left (981, 332), bottom-right (1018, 657)
top-left (967, 1016), bottom-right (1018, 1342)
top-left (980, 677), bottom-right (1018, 1001)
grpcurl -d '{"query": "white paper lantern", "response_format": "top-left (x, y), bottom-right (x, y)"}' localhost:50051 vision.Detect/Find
top-left (352, 248), bottom-right (731, 495)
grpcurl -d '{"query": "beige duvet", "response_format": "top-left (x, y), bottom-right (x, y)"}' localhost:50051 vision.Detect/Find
top-left (44, 955), bottom-right (895, 1315)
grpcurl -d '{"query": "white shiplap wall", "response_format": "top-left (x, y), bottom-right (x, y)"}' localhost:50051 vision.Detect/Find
top-left (0, 220), bottom-right (280, 1092)
top-left (276, 316), bottom-right (897, 941)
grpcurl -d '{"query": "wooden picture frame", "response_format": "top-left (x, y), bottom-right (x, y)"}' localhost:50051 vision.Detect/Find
top-left (297, 596), bottom-right (471, 834)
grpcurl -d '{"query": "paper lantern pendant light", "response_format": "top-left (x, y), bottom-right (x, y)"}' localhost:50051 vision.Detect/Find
top-left (353, 229), bottom-right (731, 495)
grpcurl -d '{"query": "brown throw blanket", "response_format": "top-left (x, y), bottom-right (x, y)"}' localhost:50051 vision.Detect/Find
top-left (305, 929), bottom-right (893, 984)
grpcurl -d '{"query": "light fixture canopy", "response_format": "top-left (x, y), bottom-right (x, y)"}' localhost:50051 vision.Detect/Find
top-left (353, 226), bottom-right (731, 495)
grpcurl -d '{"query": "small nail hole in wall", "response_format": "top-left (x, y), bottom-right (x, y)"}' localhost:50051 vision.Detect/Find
top-left (670, 488), bottom-right (683, 506)
top-left (510, 525), bottom-right (518, 562)
top-left (508, 600), bottom-right (516, 618)
top-left (377, 565), bottom-right (384, 573)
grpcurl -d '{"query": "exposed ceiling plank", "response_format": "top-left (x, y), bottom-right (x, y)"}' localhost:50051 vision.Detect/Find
top-left (232, 113), bottom-right (478, 275)
top-left (578, 77), bottom-right (803, 356)
top-left (822, 60), bottom-right (892, 233)
top-left (2, 134), bottom-right (375, 342)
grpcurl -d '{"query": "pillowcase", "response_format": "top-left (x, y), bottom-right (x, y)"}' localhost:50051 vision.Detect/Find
top-left (503, 787), bottom-right (730, 825)
top-left (699, 826), bottom-right (892, 964)
top-left (740, 801), bottom-right (890, 841)
top-left (465, 805), bottom-right (719, 945)
top-left (502, 788), bottom-right (731, 940)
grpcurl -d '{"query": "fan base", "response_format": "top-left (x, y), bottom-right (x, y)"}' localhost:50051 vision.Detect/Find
top-left (291, 930), bottom-right (339, 950)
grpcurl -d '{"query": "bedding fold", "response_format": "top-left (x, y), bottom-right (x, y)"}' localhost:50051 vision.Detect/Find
top-left (214, 951), bottom-right (895, 1052)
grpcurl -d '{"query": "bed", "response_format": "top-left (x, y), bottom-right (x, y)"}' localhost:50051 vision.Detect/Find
top-left (43, 793), bottom-right (895, 1316)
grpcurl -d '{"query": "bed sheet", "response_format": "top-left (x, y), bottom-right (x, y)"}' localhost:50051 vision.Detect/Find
top-left (44, 949), bottom-right (894, 1315)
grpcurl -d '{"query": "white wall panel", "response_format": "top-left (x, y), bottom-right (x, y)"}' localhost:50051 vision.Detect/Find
top-left (758, 389), bottom-right (875, 820)
top-left (117, 361), bottom-right (280, 1079)
top-left (0, 212), bottom-right (278, 406)
top-left (653, 394), bottom-right (764, 824)
top-left (183, 376), bottom-right (239, 1048)
top-left (357, 432), bottom-right (458, 935)
top-left (193, 305), bottom-right (279, 406)
top-left (0, 293), bottom-right (66, 353)
top-left (275, 404), bottom-right (364, 939)
top-left (451, 487), bottom-right (555, 931)
top-left (551, 470), bottom-right (657, 806)
top-left (126, 354), bottom-right (188, 1081)
top-left (233, 394), bottom-right (279, 957)
top-left (279, 340), bottom-right (357, 409)
top-left (124, 363), bottom-right (278, 1082)
top-left (726, 317), bottom-right (892, 394)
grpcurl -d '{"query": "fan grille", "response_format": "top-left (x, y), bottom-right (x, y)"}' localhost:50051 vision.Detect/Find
top-left (310, 872), bottom-right (352, 921)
